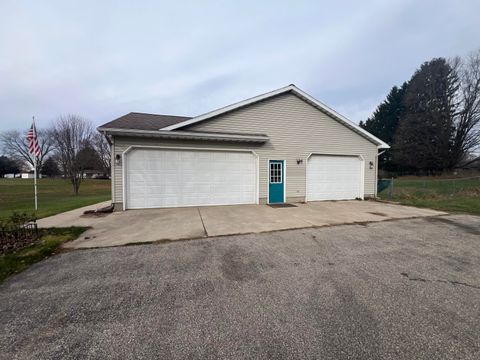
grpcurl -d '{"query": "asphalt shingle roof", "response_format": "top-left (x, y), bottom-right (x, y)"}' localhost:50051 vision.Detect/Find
top-left (99, 112), bottom-right (191, 131)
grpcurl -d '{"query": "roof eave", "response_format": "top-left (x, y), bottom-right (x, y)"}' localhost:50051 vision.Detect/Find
top-left (97, 127), bottom-right (269, 143)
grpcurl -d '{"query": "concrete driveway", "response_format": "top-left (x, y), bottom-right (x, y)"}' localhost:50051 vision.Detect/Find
top-left (37, 200), bottom-right (445, 249)
top-left (1, 215), bottom-right (479, 359)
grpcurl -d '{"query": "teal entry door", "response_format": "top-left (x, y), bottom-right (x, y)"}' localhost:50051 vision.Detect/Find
top-left (268, 160), bottom-right (284, 203)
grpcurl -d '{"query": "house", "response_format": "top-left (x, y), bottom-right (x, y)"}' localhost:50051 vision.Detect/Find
top-left (21, 172), bottom-right (34, 179)
top-left (21, 172), bottom-right (42, 179)
top-left (82, 169), bottom-right (110, 179)
top-left (98, 85), bottom-right (389, 210)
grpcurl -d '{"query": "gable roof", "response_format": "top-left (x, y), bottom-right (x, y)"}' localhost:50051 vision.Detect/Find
top-left (160, 84), bottom-right (390, 149)
top-left (99, 112), bottom-right (191, 131)
top-left (98, 85), bottom-right (390, 149)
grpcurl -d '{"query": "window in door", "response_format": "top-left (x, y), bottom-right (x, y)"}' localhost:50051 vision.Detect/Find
top-left (270, 162), bottom-right (282, 183)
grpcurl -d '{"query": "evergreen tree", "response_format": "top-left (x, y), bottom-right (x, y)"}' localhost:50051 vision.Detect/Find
top-left (360, 83), bottom-right (408, 144)
top-left (393, 58), bottom-right (458, 174)
top-left (76, 144), bottom-right (103, 172)
top-left (0, 156), bottom-right (20, 177)
top-left (41, 157), bottom-right (60, 177)
top-left (360, 82), bottom-right (408, 172)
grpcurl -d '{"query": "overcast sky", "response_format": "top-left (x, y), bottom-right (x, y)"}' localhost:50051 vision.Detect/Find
top-left (0, 0), bottom-right (479, 132)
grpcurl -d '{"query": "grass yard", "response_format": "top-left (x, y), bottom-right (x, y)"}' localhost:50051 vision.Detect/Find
top-left (0, 178), bottom-right (111, 220)
top-left (0, 227), bottom-right (86, 283)
top-left (378, 176), bottom-right (480, 215)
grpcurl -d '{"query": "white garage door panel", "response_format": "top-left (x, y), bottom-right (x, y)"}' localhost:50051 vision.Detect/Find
top-left (126, 149), bottom-right (257, 209)
top-left (307, 155), bottom-right (362, 201)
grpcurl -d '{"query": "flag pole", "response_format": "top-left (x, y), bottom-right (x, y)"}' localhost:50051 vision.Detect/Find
top-left (33, 116), bottom-right (38, 211)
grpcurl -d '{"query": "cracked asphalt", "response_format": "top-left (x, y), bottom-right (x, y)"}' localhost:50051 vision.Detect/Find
top-left (1, 214), bottom-right (479, 359)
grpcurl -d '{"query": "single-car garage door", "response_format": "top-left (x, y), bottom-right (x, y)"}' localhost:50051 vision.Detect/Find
top-left (307, 155), bottom-right (363, 201)
top-left (125, 148), bottom-right (257, 209)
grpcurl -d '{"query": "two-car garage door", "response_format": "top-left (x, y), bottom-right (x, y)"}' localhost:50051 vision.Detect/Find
top-left (307, 155), bottom-right (363, 201)
top-left (125, 148), bottom-right (257, 209)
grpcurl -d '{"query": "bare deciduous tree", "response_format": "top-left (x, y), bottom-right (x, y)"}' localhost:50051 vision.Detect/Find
top-left (92, 132), bottom-right (111, 175)
top-left (0, 128), bottom-right (55, 176)
top-left (450, 50), bottom-right (480, 167)
top-left (52, 114), bottom-right (94, 194)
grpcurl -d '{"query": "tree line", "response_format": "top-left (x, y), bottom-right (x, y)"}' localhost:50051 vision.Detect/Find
top-left (0, 115), bottom-right (110, 194)
top-left (360, 50), bottom-right (480, 175)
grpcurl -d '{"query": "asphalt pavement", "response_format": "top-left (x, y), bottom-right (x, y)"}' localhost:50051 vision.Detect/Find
top-left (1, 214), bottom-right (479, 359)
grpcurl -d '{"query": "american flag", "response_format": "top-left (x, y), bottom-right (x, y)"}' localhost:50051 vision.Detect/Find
top-left (27, 122), bottom-right (41, 158)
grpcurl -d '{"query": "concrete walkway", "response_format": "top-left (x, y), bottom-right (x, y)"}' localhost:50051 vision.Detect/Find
top-left (37, 201), bottom-right (112, 228)
top-left (37, 200), bottom-right (445, 249)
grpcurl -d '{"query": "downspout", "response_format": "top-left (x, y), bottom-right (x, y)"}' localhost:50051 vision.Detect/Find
top-left (375, 149), bottom-right (387, 197)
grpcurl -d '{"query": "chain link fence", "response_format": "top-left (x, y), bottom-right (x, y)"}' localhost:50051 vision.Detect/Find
top-left (378, 176), bottom-right (480, 200)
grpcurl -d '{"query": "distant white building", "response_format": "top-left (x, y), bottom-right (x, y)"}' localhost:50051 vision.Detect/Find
top-left (21, 172), bottom-right (43, 179)
top-left (3, 174), bottom-right (19, 178)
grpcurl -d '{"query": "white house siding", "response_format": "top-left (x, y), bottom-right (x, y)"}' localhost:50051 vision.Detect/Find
top-left (186, 93), bottom-right (378, 202)
top-left (112, 93), bottom-right (378, 207)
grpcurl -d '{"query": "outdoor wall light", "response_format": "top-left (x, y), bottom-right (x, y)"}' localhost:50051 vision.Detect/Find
top-left (296, 159), bottom-right (303, 165)
top-left (369, 161), bottom-right (374, 169)
top-left (115, 154), bottom-right (122, 165)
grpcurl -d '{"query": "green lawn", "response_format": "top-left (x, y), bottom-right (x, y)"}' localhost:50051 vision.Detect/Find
top-left (0, 178), bottom-right (111, 220)
top-left (0, 227), bottom-right (86, 282)
top-left (378, 177), bottom-right (480, 215)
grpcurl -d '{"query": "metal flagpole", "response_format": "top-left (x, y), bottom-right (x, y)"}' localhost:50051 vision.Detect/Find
top-left (33, 116), bottom-right (38, 211)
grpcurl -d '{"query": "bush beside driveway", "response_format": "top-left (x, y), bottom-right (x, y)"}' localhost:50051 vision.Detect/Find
top-left (0, 227), bottom-right (86, 282)
top-left (1, 215), bottom-right (479, 359)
